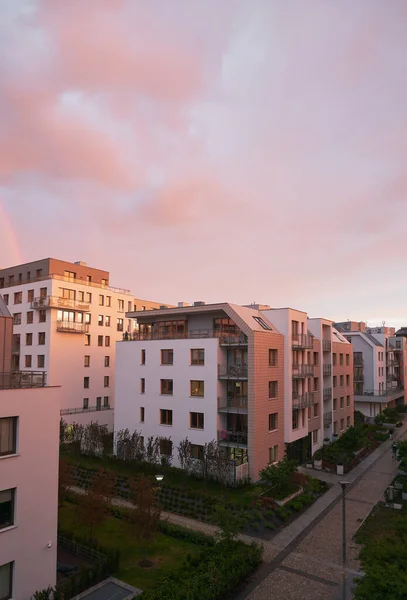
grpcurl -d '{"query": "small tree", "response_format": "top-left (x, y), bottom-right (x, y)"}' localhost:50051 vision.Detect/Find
top-left (177, 437), bottom-right (193, 471)
top-left (60, 419), bottom-right (67, 445)
top-left (146, 436), bottom-right (160, 465)
top-left (58, 458), bottom-right (73, 507)
top-left (210, 442), bottom-right (233, 486)
top-left (214, 498), bottom-right (241, 542)
top-left (127, 477), bottom-right (161, 564)
top-left (69, 422), bottom-right (85, 455)
top-left (259, 457), bottom-right (298, 496)
top-left (77, 469), bottom-right (114, 540)
top-left (159, 437), bottom-right (173, 468)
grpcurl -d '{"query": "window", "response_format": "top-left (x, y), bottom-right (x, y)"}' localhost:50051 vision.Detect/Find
top-left (26, 311), bottom-right (33, 324)
top-left (347, 416), bottom-right (351, 427)
top-left (96, 397), bottom-right (102, 409)
top-left (84, 377), bottom-right (89, 389)
top-left (99, 295), bottom-right (104, 306)
top-left (64, 270), bottom-right (76, 280)
top-left (83, 398), bottom-right (89, 409)
top-left (13, 292), bottom-right (22, 304)
top-left (2, 295), bottom-right (8, 305)
top-left (333, 376), bottom-right (337, 388)
top-left (106, 296), bottom-right (111, 307)
top-left (18, 273), bottom-right (22, 282)
top-left (161, 379), bottom-right (173, 395)
top-left (37, 355), bottom-right (45, 368)
top-left (13, 313), bottom-right (21, 325)
top-left (190, 444), bottom-right (204, 460)
top-left (268, 349), bottom-right (278, 366)
top-left (340, 397), bottom-right (344, 409)
top-left (269, 381), bottom-right (278, 399)
top-left (78, 291), bottom-right (85, 302)
top-left (85, 334), bottom-right (91, 346)
top-left (98, 315), bottom-right (104, 326)
top-left (313, 352), bottom-right (318, 366)
top-left (190, 381), bottom-right (204, 397)
top-left (39, 287), bottom-right (47, 298)
top-left (103, 396), bottom-right (109, 407)
top-left (8, 276), bottom-right (13, 285)
top-left (346, 354), bottom-right (350, 366)
top-left (105, 336), bottom-right (110, 347)
top-left (104, 356), bottom-right (110, 367)
top-left (26, 333), bottom-right (32, 346)
top-left (334, 421), bottom-right (338, 435)
top-left (340, 353), bottom-right (343, 366)
top-left (346, 395), bottom-right (350, 407)
top-left (157, 438), bottom-right (172, 457)
top-left (0, 418), bottom-right (17, 456)
top-left (25, 355), bottom-right (32, 368)
top-left (292, 409), bottom-right (299, 429)
top-left (140, 378), bottom-right (145, 393)
top-left (140, 407), bottom-right (145, 422)
top-left (268, 413), bottom-right (278, 431)
top-left (346, 374), bottom-right (350, 386)
top-left (314, 403), bottom-right (319, 417)
top-left (87, 275), bottom-right (92, 283)
top-left (141, 349), bottom-right (146, 365)
top-left (84, 355), bottom-right (90, 367)
top-left (85, 292), bottom-right (92, 303)
top-left (118, 299), bottom-right (124, 312)
top-left (161, 349), bottom-right (174, 365)
top-left (314, 378), bottom-right (319, 392)
top-left (190, 412), bottom-right (204, 429)
top-left (104, 376), bottom-right (110, 387)
top-left (332, 353), bottom-right (337, 365)
top-left (312, 430), bottom-right (318, 444)
top-left (0, 489), bottom-right (15, 530)
top-left (27, 271), bottom-right (30, 280)
top-left (160, 409), bottom-right (173, 426)
top-left (39, 309), bottom-right (46, 323)
top-left (85, 313), bottom-right (92, 324)
top-left (98, 336), bottom-right (103, 347)
top-left (269, 445), bottom-right (278, 463)
top-left (0, 561), bottom-right (13, 600)
top-left (117, 318), bottom-right (124, 332)
top-left (253, 316), bottom-right (272, 330)
top-left (333, 398), bottom-right (337, 411)
top-left (38, 332), bottom-right (45, 345)
top-left (105, 316), bottom-right (111, 327)
top-left (340, 418), bottom-right (345, 431)
top-left (396, 340), bottom-right (401, 349)
top-left (378, 366), bottom-right (380, 377)
top-left (340, 375), bottom-right (344, 387)
top-left (191, 348), bottom-right (205, 365)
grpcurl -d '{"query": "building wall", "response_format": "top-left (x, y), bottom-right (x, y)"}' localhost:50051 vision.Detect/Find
top-left (0, 386), bottom-right (60, 600)
top-left (0, 311), bottom-right (12, 377)
top-left (308, 336), bottom-right (323, 450)
top-left (332, 341), bottom-right (354, 434)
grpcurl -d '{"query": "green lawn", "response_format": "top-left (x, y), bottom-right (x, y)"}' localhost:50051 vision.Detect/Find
top-left (59, 502), bottom-right (201, 591)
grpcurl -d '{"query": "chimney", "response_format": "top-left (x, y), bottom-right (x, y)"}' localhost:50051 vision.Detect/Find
top-left (193, 301), bottom-right (205, 306)
top-left (178, 302), bottom-right (189, 307)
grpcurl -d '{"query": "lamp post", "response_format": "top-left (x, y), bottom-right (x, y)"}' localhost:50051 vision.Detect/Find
top-left (339, 481), bottom-right (350, 564)
top-left (155, 475), bottom-right (164, 483)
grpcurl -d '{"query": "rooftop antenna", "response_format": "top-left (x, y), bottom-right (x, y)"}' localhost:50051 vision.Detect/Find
top-left (382, 321), bottom-right (386, 327)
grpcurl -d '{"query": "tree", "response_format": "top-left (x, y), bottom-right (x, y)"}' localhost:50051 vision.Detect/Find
top-left (214, 498), bottom-right (241, 542)
top-left (177, 437), bottom-right (193, 471)
top-left (68, 422), bottom-right (85, 455)
top-left (77, 469), bottom-right (115, 540)
top-left (259, 457), bottom-right (298, 495)
top-left (127, 477), bottom-right (161, 565)
top-left (159, 437), bottom-right (173, 468)
top-left (210, 442), bottom-right (233, 486)
top-left (145, 436), bottom-right (160, 465)
top-left (60, 419), bottom-right (67, 445)
top-left (58, 458), bottom-right (73, 507)
top-left (115, 428), bottom-right (145, 461)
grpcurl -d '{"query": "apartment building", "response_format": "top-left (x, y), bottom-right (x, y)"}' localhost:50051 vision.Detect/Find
top-left (0, 295), bottom-right (60, 600)
top-left (335, 321), bottom-right (406, 418)
top-left (114, 302), bottom-right (354, 481)
top-left (0, 258), bottom-right (169, 429)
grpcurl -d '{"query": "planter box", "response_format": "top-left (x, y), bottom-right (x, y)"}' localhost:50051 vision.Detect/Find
top-left (306, 463), bottom-right (313, 469)
top-left (394, 482), bottom-right (403, 490)
top-left (337, 465), bottom-right (344, 476)
top-left (275, 486), bottom-right (304, 507)
top-left (314, 459), bottom-right (322, 470)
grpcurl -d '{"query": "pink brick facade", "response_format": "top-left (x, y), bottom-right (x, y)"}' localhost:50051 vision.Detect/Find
top-left (332, 341), bottom-right (354, 434)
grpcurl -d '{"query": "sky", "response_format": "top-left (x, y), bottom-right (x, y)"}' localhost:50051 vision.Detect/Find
top-left (1, 0), bottom-right (407, 327)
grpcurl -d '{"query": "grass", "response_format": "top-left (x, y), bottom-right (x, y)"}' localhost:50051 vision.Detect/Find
top-left (355, 501), bottom-right (407, 546)
top-left (59, 502), bottom-right (201, 591)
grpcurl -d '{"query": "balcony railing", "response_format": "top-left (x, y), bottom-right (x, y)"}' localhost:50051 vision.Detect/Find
top-left (387, 360), bottom-right (397, 367)
top-left (60, 405), bottom-right (111, 415)
top-left (125, 329), bottom-right (247, 344)
top-left (354, 374), bottom-right (364, 382)
top-left (354, 356), bottom-right (364, 366)
top-left (218, 364), bottom-right (248, 379)
top-left (323, 387), bottom-right (332, 401)
top-left (323, 413), bottom-right (333, 427)
top-left (322, 339), bottom-right (332, 352)
top-left (56, 321), bottom-right (90, 334)
top-left (31, 296), bottom-right (91, 312)
top-left (218, 396), bottom-right (248, 412)
top-left (323, 364), bottom-right (332, 376)
top-left (355, 387), bottom-right (404, 400)
top-left (292, 334), bottom-right (314, 349)
top-left (218, 430), bottom-right (248, 446)
top-left (0, 272), bottom-right (130, 295)
top-left (292, 364), bottom-right (315, 378)
top-left (292, 392), bottom-right (315, 409)
top-left (0, 371), bottom-right (46, 389)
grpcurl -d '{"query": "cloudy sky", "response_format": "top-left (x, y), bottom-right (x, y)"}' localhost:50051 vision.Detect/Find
top-left (1, 0), bottom-right (406, 327)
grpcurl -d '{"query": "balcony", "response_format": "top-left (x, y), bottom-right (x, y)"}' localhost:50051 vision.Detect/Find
top-left (323, 413), bottom-right (333, 427)
top-left (387, 360), bottom-right (397, 367)
top-left (60, 405), bottom-right (111, 415)
top-left (323, 388), bottom-right (332, 401)
top-left (292, 392), bottom-right (315, 409)
top-left (322, 339), bottom-right (331, 352)
top-left (354, 356), bottom-right (364, 366)
top-left (292, 364), bottom-right (315, 379)
top-left (56, 321), bottom-right (89, 334)
top-left (0, 371), bottom-right (46, 389)
top-left (218, 396), bottom-right (248, 413)
top-left (126, 329), bottom-right (247, 344)
top-left (218, 364), bottom-right (248, 379)
top-left (354, 374), bottom-right (364, 382)
top-left (218, 430), bottom-right (248, 446)
top-left (292, 334), bottom-right (314, 349)
top-left (323, 364), bottom-right (332, 376)
top-left (354, 386), bottom-right (405, 404)
top-left (32, 296), bottom-right (90, 311)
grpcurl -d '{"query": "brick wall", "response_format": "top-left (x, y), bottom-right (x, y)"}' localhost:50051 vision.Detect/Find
top-left (332, 341), bottom-right (354, 433)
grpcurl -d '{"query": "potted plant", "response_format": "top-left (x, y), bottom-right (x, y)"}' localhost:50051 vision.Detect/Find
top-left (313, 449), bottom-right (323, 470)
top-left (336, 463), bottom-right (344, 476)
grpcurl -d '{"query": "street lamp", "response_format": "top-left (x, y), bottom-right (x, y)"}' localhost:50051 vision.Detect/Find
top-left (339, 481), bottom-right (350, 564)
top-left (155, 474), bottom-right (164, 483)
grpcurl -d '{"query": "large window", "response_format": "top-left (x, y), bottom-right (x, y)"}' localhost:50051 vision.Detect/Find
top-left (190, 412), bottom-right (204, 429)
top-left (253, 316), bottom-right (272, 330)
top-left (84, 377), bottom-right (90, 389)
top-left (213, 317), bottom-right (238, 334)
top-left (160, 409), bottom-right (173, 426)
top-left (25, 355), bottom-right (32, 368)
top-left (269, 349), bottom-right (278, 366)
top-left (84, 355), bottom-right (90, 367)
top-left (159, 438), bottom-right (173, 456)
top-left (190, 444), bottom-right (204, 460)
top-left (117, 318), bottom-right (124, 332)
top-left (160, 379), bottom-right (173, 395)
top-left (38, 332), bottom-right (45, 345)
top-left (0, 561), bottom-right (13, 600)
top-left (26, 333), bottom-right (32, 346)
top-left (141, 349), bottom-right (146, 365)
top-left (292, 409), bottom-right (299, 430)
top-left (98, 336), bottom-right (103, 347)
top-left (269, 381), bottom-right (278, 399)
top-left (13, 292), bottom-right (22, 305)
top-left (0, 489), bottom-right (15, 530)
top-left (268, 413), bottom-right (278, 431)
top-left (161, 349), bottom-right (174, 365)
top-left (140, 407), bottom-right (145, 423)
top-left (269, 445), bottom-right (278, 463)
top-left (37, 355), bottom-right (45, 368)
top-left (26, 311), bottom-right (33, 324)
top-left (0, 418), bottom-right (17, 457)
top-left (98, 315), bottom-right (104, 326)
top-left (13, 313), bottom-right (21, 325)
top-left (190, 381), bottom-right (204, 397)
top-left (191, 348), bottom-right (205, 365)
top-left (105, 356), bottom-right (110, 367)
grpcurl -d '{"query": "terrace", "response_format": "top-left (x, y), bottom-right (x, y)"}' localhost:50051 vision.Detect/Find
top-left (0, 371), bottom-right (47, 389)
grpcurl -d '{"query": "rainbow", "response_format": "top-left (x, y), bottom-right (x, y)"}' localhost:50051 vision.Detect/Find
top-left (0, 201), bottom-right (23, 267)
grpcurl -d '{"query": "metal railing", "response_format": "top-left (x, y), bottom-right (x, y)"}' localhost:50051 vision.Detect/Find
top-left (292, 334), bottom-right (314, 349)
top-left (354, 374), bottom-right (364, 382)
top-left (323, 413), bottom-right (333, 427)
top-left (218, 430), bottom-right (248, 445)
top-left (0, 272), bottom-right (131, 295)
top-left (31, 295), bottom-right (90, 312)
top-left (323, 387), bottom-right (332, 401)
top-left (292, 364), bottom-right (315, 378)
top-left (355, 386), bottom-right (404, 398)
top-left (56, 321), bottom-right (89, 333)
top-left (0, 371), bottom-right (46, 389)
top-left (354, 356), bottom-right (364, 366)
top-left (322, 339), bottom-right (332, 352)
top-left (323, 364), bottom-right (332, 376)
top-left (218, 396), bottom-right (248, 411)
top-left (218, 364), bottom-right (248, 378)
top-left (387, 360), bottom-right (397, 367)
top-left (60, 405), bottom-right (111, 415)
top-left (292, 392), bottom-right (315, 409)
top-left (125, 329), bottom-right (247, 344)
